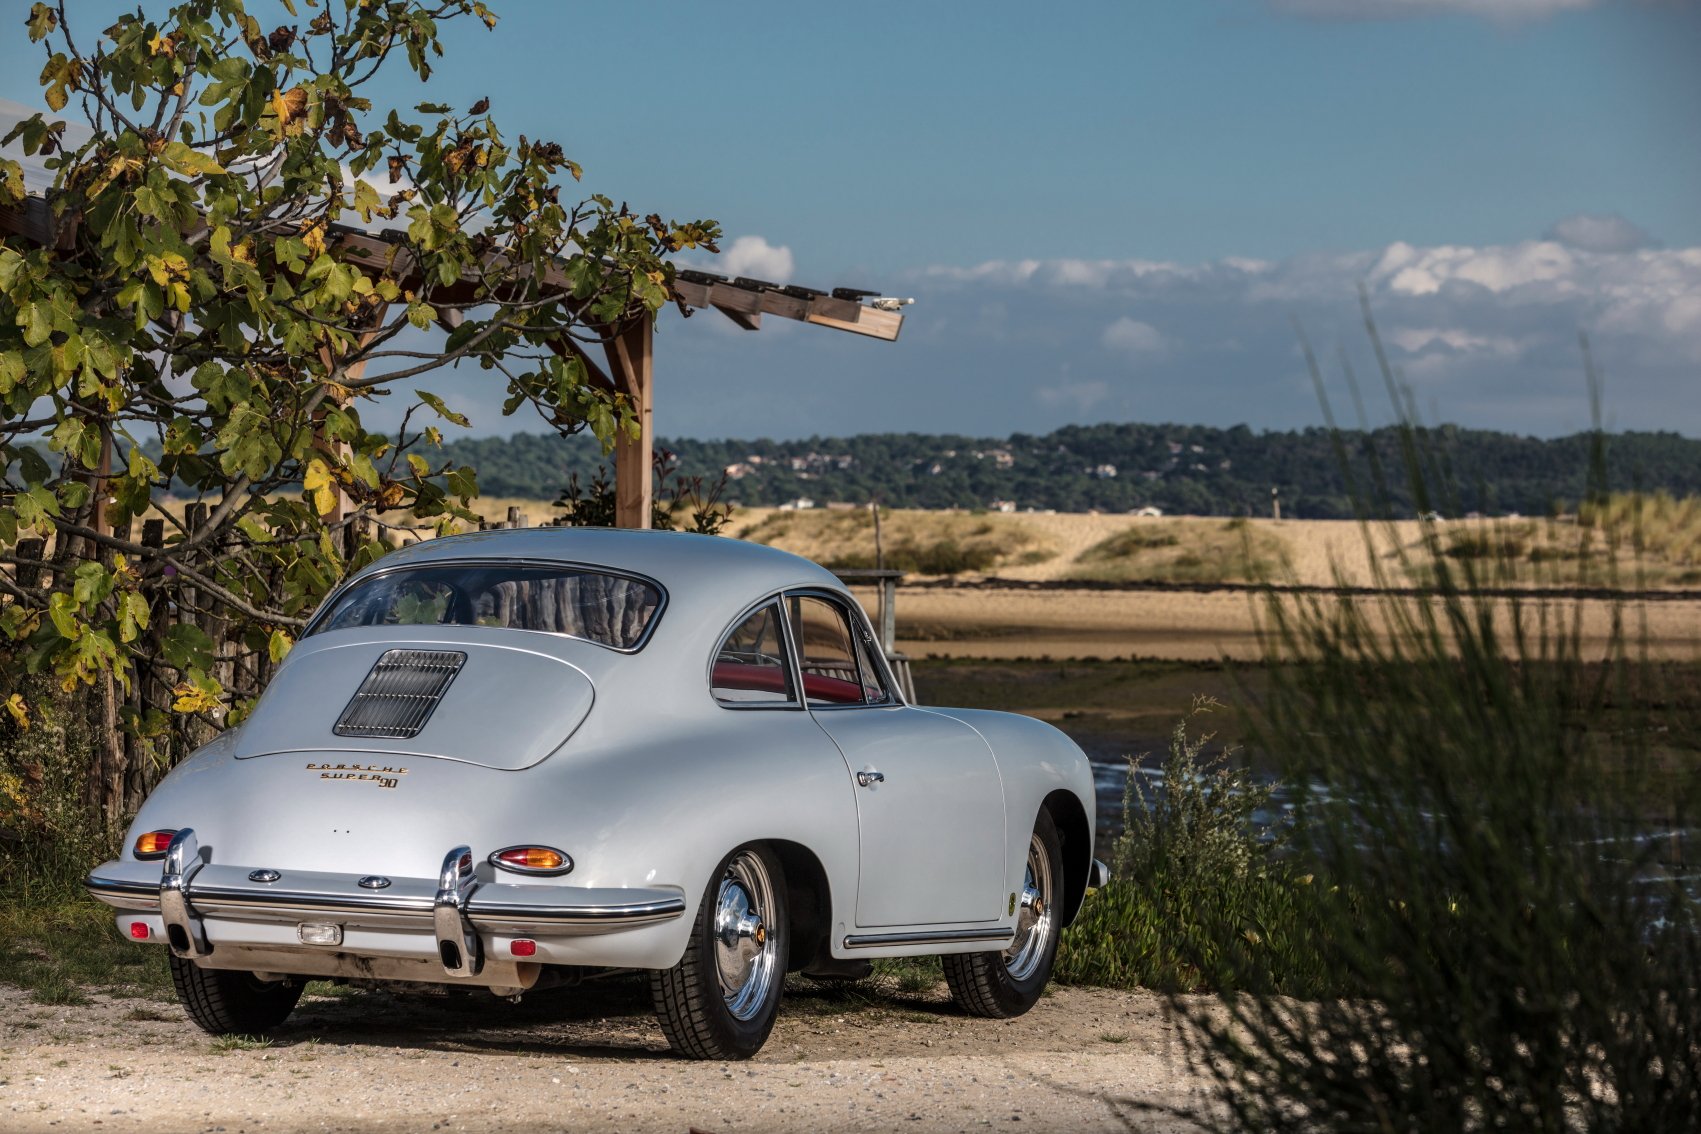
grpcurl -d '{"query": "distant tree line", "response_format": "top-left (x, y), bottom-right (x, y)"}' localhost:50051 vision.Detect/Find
top-left (441, 423), bottom-right (1701, 519)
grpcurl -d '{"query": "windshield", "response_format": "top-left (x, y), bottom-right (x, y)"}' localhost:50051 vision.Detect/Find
top-left (310, 563), bottom-right (663, 651)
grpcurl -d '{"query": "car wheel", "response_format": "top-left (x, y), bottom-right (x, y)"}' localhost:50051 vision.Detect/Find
top-left (169, 953), bottom-right (304, 1035)
top-left (650, 844), bottom-right (788, 1060)
top-left (942, 808), bottom-right (1062, 1018)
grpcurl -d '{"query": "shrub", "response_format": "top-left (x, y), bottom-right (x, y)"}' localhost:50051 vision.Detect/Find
top-left (1056, 702), bottom-right (1329, 995)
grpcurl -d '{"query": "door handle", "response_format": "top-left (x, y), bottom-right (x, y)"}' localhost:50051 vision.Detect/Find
top-left (856, 769), bottom-right (885, 788)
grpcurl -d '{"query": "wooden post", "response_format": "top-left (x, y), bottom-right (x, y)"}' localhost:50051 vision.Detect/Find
top-left (92, 426), bottom-right (114, 537)
top-left (131, 518), bottom-right (166, 809)
top-left (507, 506), bottom-right (525, 529)
top-left (879, 575), bottom-right (897, 655)
top-left (604, 316), bottom-right (655, 529)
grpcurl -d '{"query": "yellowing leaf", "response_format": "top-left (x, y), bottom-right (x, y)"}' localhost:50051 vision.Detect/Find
top-left (271, 85), bottom-right (308, 131)
top-left (4, 693), bottom-right (28, 731)
top-left (171, 682), bottom-right (221, 715)
top-left (268, 629), bottom-right (293, 664)
top-left (303, 456), bottom-right (338, 517)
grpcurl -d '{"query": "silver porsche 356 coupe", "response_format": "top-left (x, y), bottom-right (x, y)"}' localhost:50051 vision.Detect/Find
top-left (86, 529), bottom-right (1100, 1059)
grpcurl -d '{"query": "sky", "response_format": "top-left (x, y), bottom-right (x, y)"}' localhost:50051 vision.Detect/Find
top-left (3, 0), bottom-right (1698, 441)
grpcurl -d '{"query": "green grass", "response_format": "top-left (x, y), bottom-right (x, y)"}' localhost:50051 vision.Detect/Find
top-left (0, 902), bottom-right (172, 1004)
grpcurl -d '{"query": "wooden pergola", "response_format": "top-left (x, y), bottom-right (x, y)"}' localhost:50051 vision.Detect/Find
top-left (1, 196), bottom-right (906, 529)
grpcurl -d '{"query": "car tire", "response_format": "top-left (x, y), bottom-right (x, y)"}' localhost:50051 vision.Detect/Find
top-left (650, 844), bottom-right (788, 1060)
top-left (169, 953), bottom-right (304, 1035)
top-left (942, 808), bottom-right (1063, 1019)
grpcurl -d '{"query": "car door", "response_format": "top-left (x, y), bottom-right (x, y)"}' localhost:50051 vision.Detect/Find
top-left (785, 591), bottom-right (1007, 928)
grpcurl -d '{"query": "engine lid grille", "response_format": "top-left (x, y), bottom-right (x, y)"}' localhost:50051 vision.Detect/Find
top-left (333, 649), bottom-right (467, 739)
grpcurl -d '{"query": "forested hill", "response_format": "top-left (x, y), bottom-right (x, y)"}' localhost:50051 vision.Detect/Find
top-left (443, 424), bottom-right (1701, 520)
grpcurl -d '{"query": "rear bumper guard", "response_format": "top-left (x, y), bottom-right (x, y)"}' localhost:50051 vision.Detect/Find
top-left (86, 828), bottom-right (687, 976)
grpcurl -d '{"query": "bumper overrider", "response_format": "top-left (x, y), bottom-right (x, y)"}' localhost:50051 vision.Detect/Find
top-left (85, 829), bottom-right (687, 992)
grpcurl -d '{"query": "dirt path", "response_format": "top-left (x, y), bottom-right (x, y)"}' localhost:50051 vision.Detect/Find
top-left (0, 978), bottom-right (1211, 1133)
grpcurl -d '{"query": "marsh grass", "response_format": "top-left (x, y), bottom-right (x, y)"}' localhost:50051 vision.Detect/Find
top-left (738, 508), bottom-right (1051, 576)
top-left (1163, 321), bottom-right (1701, 1132)
top-left (1071, 518), bottom-right (1288, 583)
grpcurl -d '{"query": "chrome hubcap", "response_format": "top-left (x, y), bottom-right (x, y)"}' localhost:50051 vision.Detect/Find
top-left (1003, 833), bottom-right (1054, 982)
top-left (713, 851), bottom-right (778, 1021)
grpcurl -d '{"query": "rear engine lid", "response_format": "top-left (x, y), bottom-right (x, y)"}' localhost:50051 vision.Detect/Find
top-left (233, 636), bottom-right (593, 770)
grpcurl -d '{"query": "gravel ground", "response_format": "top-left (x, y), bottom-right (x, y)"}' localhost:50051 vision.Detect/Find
top-left (0, 976), bottom-right (1213, 1133)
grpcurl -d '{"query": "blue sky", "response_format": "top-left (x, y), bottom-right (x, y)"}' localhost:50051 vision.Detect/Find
top-left (4, 0), bottom-right (1698, 440)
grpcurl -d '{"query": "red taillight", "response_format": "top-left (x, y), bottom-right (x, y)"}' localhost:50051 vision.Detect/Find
top-left (510, 939), bottom-right (537, 958)
top-left (133, 830), bottom-right (178, 859)
top-left (489, 846), bottom-right (571, 875)
top-left (129, 922), bottom-right (150, 940)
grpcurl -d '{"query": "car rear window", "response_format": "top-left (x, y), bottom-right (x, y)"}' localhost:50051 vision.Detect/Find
top-left (310, 564), bottom-right (663, 651)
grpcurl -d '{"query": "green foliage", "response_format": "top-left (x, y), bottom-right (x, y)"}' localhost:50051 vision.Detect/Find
top-left (0, 676), bottom-right (121, 903)
top-left (0, 1), bottom-right (718, 814)
top-left (1055, 704), bottom-right (1329, 994)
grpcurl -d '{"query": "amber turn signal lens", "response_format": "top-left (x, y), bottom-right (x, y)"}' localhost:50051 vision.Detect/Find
top-left (133, 830), bottom-right (178, 859)
top-left (489, 846), bottom-right (571, 874)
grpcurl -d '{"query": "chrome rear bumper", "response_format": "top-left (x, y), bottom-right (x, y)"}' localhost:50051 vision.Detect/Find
top-left (86, 827), bottom-right (686, 979)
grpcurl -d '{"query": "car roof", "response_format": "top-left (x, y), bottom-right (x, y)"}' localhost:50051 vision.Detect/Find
top-left (341, 527), bottom-right (843, 615)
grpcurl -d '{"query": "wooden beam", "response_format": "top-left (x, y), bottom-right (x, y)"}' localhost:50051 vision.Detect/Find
top-left (805, 304), bottom-right (903, 341)
top-left (713, 305), bottom-right (762, 331)
top-left (0, 196), bottom-right (72, 249)
top-left (545, 334), bottom-right (617, 393)
top-left (670, 276), bottom-right (904, 341)
top-left (604, 317), bottom-right (654, 530)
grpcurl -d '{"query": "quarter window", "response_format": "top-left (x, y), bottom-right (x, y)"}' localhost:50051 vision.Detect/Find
top-left (712, 602), bottom-right (796, 706)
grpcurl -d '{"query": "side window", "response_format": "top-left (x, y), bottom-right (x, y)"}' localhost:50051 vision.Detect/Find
top-left (712, 602), bottom-right (796, 706)
top-left (788, 594), bottom-right (890, 707)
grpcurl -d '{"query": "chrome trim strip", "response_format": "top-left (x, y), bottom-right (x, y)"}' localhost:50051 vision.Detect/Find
top-left (189, 886), bottom-right (435, 916)
top-left (841, 927), bottom-right (1014, 950)
top-left (467, 897), bottom-right (686, 934)
top-left (159, 828), bottom-right (211, 957)
top-left (85, 874), bottom-right (163, 910)
top-left (90, 870), bottom-right (686, 933)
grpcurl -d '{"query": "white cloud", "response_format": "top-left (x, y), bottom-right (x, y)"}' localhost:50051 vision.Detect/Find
top-left (1389, 327), bottom-right (1526, 355)
top-left (888, 232), bottom-right (1701, 436)
top-left (1036, 379), bottom-right (1111, 414)
top-left (1102, 317), bottom-right (1167, 354)
top-left (1545, 212), bottom-right (1656, 253)
top-left (716, 235), bottom-right (795, 284)
top-left (1269, 0), bottom-right (1596, 23)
